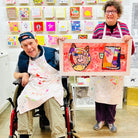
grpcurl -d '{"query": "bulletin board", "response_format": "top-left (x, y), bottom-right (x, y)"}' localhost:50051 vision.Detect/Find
top-left (59, 39), bottom-right (132, 76)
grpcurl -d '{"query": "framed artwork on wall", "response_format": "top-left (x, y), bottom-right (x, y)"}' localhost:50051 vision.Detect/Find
top-left (35, 35), bottom-right (45, 45)
top-left (21, 21), bottom-right (32, 32)
top-left (32, 7), bottom-right (42, 18)
top-left (6, 0), bottom-right (16, 4)
top-left (6, 7), bottom-right (18, 19)
top-left (43, 6), bottom-right (54, 19)
top-left (46, 21), bottom-right (56, 32)
top-left (71, 21), bottom-right (81, 31)
top-left (59, 39), bottom-right (132, 76)
top-left (34, 21), bottom-right (44, 32)
top-left (19, 7), bottom-right (30, 19)
top-left (70, 7), bottom-right (80, 18)
top-left (8, 21), bottom-right (20, 32)
top-left (18, 0), bottom-right (29, 4)
top-left (82, 7), bottom-right (93, 18)
top-left (33, 0), bottom-right (43, 4)
top-left (8, 35), bottom-right (18, 46)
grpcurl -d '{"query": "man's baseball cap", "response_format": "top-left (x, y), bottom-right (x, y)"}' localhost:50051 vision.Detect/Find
top-left (18, 32), bottom-right (35, 43)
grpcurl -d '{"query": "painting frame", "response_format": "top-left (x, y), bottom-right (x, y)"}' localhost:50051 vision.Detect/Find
top-left (59, 39), bottom-right (132, 76)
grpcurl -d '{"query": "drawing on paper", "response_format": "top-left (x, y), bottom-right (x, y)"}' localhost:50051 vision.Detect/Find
top-left (46, 21), bottom-right (56, 32)
top-left (59, 39), bottom-right (132, 76)
top-left (8, 35), bottom-right (18, 46)
top-left (34, 21), bottom-right (44, 32)
top-left (9, 22), bottom-right (20, 32)
top-left (70, 7), bottom-right (80, 18)
top-left (19, 7), bottom-right (30, 19)
top-left (6, 7), bottom-right (17, 19)
top-left (71, 21), bottom-right (81, 31)
top-left (68, 43), bottom-right (91, 71)
top-left (83, 7), bottom-right (93, 18)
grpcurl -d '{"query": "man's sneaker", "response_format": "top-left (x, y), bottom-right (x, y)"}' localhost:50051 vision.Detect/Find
top-left (108, 123), bottom-right (117, 132)
top-left (93, 121), bottom-right (105, 130)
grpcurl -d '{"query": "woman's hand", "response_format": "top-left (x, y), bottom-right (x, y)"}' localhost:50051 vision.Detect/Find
top-left (122, 35), bottom-right (132, 43)
top-left (57, 36), bottom-right (67, 45)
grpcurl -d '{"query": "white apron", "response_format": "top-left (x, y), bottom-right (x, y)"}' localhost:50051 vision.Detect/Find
top-left (89, 23), bottom-right (124, 105)
top-left (17, 49), bottom-right (64, 114)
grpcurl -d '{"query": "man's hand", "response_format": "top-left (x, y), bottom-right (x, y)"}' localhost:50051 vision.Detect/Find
top-left (21, 73), bottom-right (29, 87)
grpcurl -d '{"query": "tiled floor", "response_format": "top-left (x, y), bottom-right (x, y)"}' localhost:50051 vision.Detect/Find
top-left (0, 103), bottom-right (138, 138)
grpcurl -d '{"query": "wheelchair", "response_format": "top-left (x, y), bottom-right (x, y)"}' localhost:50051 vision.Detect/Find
top-left (8, 78), bottom-right (80, 138)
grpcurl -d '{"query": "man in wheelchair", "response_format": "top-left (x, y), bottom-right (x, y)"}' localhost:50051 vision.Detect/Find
top-left (14, 32), bottom-right (66, 138)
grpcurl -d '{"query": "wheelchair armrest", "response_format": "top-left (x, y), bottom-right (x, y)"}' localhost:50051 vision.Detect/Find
top-left (13, 79), bottom-right (22, 85)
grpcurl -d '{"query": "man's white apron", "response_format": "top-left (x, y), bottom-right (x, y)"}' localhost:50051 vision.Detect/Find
top-left (18, 49), bottom-right (64, 114)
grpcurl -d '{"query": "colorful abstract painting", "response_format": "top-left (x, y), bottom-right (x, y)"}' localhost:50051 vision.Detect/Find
top-left (70, 7), bottom-right (80, 18)
top-left (8, 35), bottom-right (18, 46)
top-left (19, 7), bottom-right (30, 19)
top-left (33, 0), bottom-right (43, 4)
top-left (82, 7), bottom-right (93, 18)
top-left (48, 35), bottom-right (58, 45)
top-left (78, 34), bottom-right (88, 39)
top-left (9, 21), bottom-right (20, 32)
top-left (6, 7), bottom-right (17, 19)
top-left (71, 21), bottom-right (81, 31)
top-left (34, 21), bottom-right (44, 32)
top-left (59, 39), bottom-right (132, 76)
top-left (6, 0), bottom-right (16, 4)
top-left (46, 21), bottom-right (56, 32)
top-left (84, 21), bottom-right (95, 32)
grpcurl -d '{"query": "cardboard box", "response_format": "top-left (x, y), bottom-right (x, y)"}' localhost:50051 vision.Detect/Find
top-left (127, 87), bottom-right (138, 106)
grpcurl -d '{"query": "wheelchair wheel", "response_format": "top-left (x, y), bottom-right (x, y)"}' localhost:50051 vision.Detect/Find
top-left (39, 115), bottom-right (49, 129)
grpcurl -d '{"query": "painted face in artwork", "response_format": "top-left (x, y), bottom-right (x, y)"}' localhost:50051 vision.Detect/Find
top-left (68, 43), bottom-right (91, 71)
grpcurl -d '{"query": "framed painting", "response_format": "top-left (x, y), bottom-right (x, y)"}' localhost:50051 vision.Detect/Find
top-left (59, 39), bottom-right (132, 76)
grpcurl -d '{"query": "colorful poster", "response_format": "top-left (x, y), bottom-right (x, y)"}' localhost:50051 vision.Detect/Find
top-left (59, 39), bottom-right (132, 76)
top-left (46, 21), bottom-right (56, 32)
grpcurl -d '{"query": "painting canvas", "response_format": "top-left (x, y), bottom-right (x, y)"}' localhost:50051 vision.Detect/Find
top-left (8, 35), bottom-right (18, 46)
top-left (59, 39), bottom-right (132, 76)
top-left (59, 0), bottom-right (68, 4)
top-left (6, 7), bottom-right (17, 19)
top-left (48, 35), bottom-right (58, 45)
top-left (71, 21), bottom-right (81, 31)
top-left (46, 0), bottom-right (55, 3)
top-left (35, 35), bottom-right (45, 45)
top-left (21, 21), bottom-right (32, 32)
top-left (82, 7), bottom-right (93, 18)
top-left (78, 34), bottom-right (88, 39)
top-left (19, 7), bottom-right (30, 19)
top-left (18, 0), bottom-right (29, 4)
top-left (70, 7), bottom-right (80, 18)
top-left (87, 0), bottom-right (97, 3)
top-left (6, 0), bottom-right (16, 4)
top-left (73, 0), bottom-right (82, 4)
top-left (33, 0), bottom-right (43, 4)
top-left (55, 7), bottom-right (66, 19)
top-left (43, 6), bottom-right (54, 19)
top-left (34, 21), bottom-right (44, 32)
top-left (9, 22), bottom-right (20, 32)
top-left (84, 21), bottom-right (95, 32)
top-left (58, 21), bottom-right (68, 32)
top-left (32, 7), bottom-right (42, 18)
top-left (46, 21), bottom-right (56, 32)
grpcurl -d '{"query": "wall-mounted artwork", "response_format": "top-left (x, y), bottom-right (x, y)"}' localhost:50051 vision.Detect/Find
top-left (6, 0), bottom-right (16, 4)
top-left (35, 35), bottom-right (45, 45)
top-left (18, 0), bottom-right (29, 4)
top-left (46, 21), bottom-right (56, 32)
top-left (70, 7), bottom-right (80, 18)
top-left (48, 35), bottom-right (58, 45)
top-left (87, 0), bottom-right (97, 3)
top-left (9, 21), bottom-right (20, 32)
top-left (6, 7), bottom-right (18, 19)
top-left (32, 7), bottom-right (42, 18)
top-left (46, 0), bottom-right (55, 3)
top-left (34, 21), bottom-right (44, 32)
top-left (59, 0), bottom-right (68, 4)
top-left (43, 6), bottom-right (54, 19)
top-left (71, 21), bottom-right (81, 31)
top-left (82, 7), bottom-right (93, 18)
top-left (84, 21), bottom-right (95, 32)
top-left (59, 39), bottom-right (132, 76)
top-left (55, 7), bottom-right (66, 19)
top-left (33, 0), bottom-right (43, 4)
top-left (58, 21), bottom-right (68, 32)
top-left (21, 21), bottom-right (32, 32)
top-left (8, 35), bottom-right (18, 46)
top-left (78, 34), bottom-right (88, 39)
top-left (73, 0), bottom-right (83, 4)
top-left (19, 7), bottom-right (30, 19)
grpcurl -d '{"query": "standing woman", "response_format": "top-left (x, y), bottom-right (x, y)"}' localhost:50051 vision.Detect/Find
top-left (91, 0), bottom-right (135, 132)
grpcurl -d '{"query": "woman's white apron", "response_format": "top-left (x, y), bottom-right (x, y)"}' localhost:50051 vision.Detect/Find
top-left (17, 49), bottom-right (64, 114)
top-left (89, 23), bottom-right (124, 105)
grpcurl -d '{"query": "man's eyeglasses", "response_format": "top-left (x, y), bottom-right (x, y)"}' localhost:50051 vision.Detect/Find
top-left (105, 10), bottom-right (117, 15)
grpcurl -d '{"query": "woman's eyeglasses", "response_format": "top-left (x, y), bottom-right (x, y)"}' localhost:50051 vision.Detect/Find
top-left (105, 10), bottom-right (117, 15)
